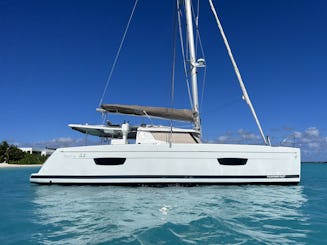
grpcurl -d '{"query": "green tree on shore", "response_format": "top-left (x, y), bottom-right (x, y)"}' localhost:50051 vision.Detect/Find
top-left (0, 141), bottom-right (10, 162)
top-left (0, 141), bottom-right (47, 164)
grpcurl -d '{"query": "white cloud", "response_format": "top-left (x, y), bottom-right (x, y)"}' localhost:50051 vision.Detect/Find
top-left (218, 135), bottom-right (229, 142)
top-left (18, 137), bottom-right (96, 149)
top-left (307, 142), bottom-right (320, 149)
top-left (53, 137), bottom-right (76, 143)
top-left (304, 127), bottom-right (319, 137)
top-left (293, 131), bottom-right (302, 138)
top-left (237, 129), bottom-right (260, 141)
top-left (216, 129), bottom-right (261, 145)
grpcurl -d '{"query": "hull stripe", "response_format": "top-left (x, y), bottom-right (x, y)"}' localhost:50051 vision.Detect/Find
top-left (30, 175), bottom-right (299, 179)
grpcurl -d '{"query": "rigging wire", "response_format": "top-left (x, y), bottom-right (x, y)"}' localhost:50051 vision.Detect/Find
top-left (190, 0), bottom-right (207, 111)
top-left (191, 0), bottom-right (200, 56)
top-left (199, 65), bottom-right (207, 110)
top-left (170, 4), bottom-right (178, 111)
top-left (98, 0), bottom-right (139, 107)
top-left (177, 0), bottom-right (193, 108)
top-left (169, 2), bottom-right (178, 147)
top-left (208, 0), bottom-right (269, 145)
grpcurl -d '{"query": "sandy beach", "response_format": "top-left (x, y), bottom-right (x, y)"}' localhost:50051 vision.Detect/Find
top-left (0, 163), bottom-right (42, 168)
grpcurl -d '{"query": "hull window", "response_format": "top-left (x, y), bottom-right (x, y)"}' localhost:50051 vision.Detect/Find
top-left (218, 158), bottom-right (248, 165)
top-left (94, 158), bottom-right (126, 165)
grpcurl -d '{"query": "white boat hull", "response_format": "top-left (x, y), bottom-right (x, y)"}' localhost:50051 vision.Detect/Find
top-left (30, 144), bottom-right (300, 185)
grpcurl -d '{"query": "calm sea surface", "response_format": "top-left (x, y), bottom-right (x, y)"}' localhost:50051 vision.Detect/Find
top-left (0, 164), bottom-right (326, 244)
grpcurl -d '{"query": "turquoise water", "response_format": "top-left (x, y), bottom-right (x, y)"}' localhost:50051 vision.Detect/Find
top-left (0, 164), bottom-right (326, 244)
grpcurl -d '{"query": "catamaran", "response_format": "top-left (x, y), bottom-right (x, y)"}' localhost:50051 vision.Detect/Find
top-left (30, 0), bottom-right (300, 185)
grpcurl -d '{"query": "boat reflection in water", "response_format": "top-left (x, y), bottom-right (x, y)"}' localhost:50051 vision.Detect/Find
top-left (31, 185), bottom-right (309, 244)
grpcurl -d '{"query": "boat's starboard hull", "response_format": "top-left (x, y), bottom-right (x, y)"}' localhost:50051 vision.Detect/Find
top-left (30, 144), bottom-right (301, 185)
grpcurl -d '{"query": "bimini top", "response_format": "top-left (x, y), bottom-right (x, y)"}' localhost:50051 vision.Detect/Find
top-left (100, 104), bottom-right (196, 122)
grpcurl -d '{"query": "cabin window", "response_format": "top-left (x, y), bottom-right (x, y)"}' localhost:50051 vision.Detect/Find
top-left (151, 132), bottom-right (198, 143)
top-left (218, 158), bottom-right (248, 165)
top-left (94, 158), bottom-right (126, 165)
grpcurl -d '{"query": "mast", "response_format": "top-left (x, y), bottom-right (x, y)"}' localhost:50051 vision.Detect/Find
top-left (184, 0), bottom-right (201, 132)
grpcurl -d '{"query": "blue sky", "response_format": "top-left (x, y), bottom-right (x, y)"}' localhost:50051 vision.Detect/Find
top-left (1, 0), bottom-right (326, 161)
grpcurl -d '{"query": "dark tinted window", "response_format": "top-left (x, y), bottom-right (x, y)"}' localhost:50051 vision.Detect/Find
top-left (218, 158), bottom-right (247, 165)
top-left (94, 158), bottom-right (126, 165)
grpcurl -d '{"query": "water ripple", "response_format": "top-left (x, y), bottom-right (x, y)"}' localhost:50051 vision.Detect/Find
top-left (29, 185), bottom-right (309, 244)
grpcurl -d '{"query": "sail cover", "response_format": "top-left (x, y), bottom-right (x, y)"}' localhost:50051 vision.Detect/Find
top-left (101, 104), bottom-right (195, 122)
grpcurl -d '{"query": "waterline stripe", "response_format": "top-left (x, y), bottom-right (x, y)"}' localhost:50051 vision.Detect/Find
top-left (30, 175), bottom-right (299, 179)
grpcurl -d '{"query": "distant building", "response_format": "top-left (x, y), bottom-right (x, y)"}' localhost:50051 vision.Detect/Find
top-left (19, 147), bottom-right (55, 156)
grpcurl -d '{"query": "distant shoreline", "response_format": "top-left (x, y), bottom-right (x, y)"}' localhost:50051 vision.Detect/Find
top-left (302, 162), bottom-right (327, 164)
top-left (0, 163), bottom-right (42, 168)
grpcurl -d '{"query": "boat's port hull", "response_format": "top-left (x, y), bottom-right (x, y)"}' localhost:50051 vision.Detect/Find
top-left (30, 144), bottom-right (301, 185)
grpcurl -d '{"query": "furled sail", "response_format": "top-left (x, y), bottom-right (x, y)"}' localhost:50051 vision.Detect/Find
top-left (101, 104), bottom-right (195, 122)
